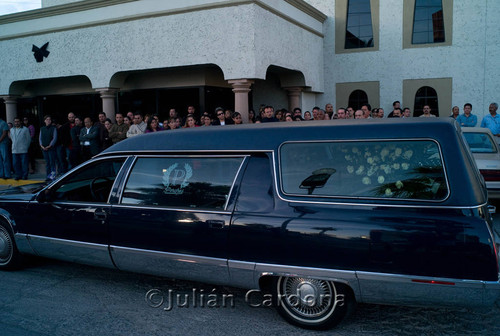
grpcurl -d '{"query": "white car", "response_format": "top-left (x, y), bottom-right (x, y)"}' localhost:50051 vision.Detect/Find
top-left (462, 127), bottom-right (500, 199)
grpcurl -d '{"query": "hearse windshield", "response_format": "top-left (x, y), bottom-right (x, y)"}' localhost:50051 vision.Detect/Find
top-left (280, 140), bottom-right (448, 201)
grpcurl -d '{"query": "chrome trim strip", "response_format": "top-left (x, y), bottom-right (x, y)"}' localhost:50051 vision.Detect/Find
top-left (49, 201), bottom-right (114, 207)
top-left (277, 138), bottom-right (451, 203)
top-left (27, 235), bottom-right (114, 268)
top-left (111, 204), bottom-right (232, 215)
top-left (228, 260), bottom-right (257, 289)
top-left (14, 232), bottom-right (35, 255)
top-left (229, 259), bottom-right (499, 306)
top-left (110, 245), bottom-right (230, 285)
top-left (116, 155), bottom-right (137, 203)
top-left (356, 271), bottom-right (500, 306)
top-left (224, 156), bottom-right (248, 210)
top-left (131, 154), bottom-right (249, 158)
top-left (97, 150), bottom-right (273, 158)
top-left (252, 261), bottom-right (361, 300)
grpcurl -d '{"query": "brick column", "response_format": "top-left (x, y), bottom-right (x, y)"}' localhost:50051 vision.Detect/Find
top-left (285, 87), bottom-right (303, 114)
top-left (228, 79), bottom-right (254, 123)
top-left (97, 88), bottom-right (118, 120)
top-left (1, 96), bottom-right (18, 123)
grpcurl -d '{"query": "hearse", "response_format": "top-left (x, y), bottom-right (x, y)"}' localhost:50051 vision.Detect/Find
top-left (0, 118), bottom-right (499, 329)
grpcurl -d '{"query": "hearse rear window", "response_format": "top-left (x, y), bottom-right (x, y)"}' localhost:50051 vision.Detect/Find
top-left (121, 157), bottom-right (243, 210)
top-left (463, 132), bottom-right (497, 153)
top-left (280, 140), bottom-right (448, 200)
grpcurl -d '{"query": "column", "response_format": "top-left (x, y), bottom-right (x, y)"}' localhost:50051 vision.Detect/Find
top-left (285, 87), bottom-right (303, 114)
top-left (2, 96), bottom-right (18, 123)
top-left (97, 88), bottom-right (118, 121)
top-left (228, 79), bottom-right (254, 123)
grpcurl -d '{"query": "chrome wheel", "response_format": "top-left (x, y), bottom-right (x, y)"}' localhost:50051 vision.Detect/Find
top-left (275, 276), bottom-right (352, 330)
top-left (0, 225), bottom-right (13, 266)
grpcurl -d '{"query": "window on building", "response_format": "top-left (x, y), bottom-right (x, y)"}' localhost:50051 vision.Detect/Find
top-left (121, 156), bottom-right (244, 210)
top-left (348, 90), bottom-right (369, 110)
top-left (414, 86), bottom-right (439, 117)
top-left (412, 0), bottom-right (445, 44)
top-left (345, 0), bottom-right (374, 49)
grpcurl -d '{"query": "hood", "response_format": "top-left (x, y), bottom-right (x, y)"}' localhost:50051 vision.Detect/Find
top-left (0, 182), bottom-right (47, 201)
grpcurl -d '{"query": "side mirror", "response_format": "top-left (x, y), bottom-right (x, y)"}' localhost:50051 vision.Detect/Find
top-left (37, 189), bottom-right (54, 203)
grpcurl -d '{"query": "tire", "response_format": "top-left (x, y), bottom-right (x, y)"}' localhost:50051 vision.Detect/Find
top-left (0, 222), bottom-right (21, 270)
top-left (274, 276), bottom-right (354, 330)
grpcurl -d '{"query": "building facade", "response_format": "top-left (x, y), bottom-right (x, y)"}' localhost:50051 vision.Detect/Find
top-left (0, 0), bottom-right (498, 124)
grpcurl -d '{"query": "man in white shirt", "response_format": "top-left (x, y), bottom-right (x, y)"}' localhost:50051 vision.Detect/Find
top-left (127, 112), bottom-right (147, 137)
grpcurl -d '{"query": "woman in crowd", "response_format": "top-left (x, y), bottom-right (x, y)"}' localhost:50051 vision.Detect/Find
top-left (145, 117), bottom-right (163, 133)
top-left (232, 112), bottom-right (243, 125)
top-left (201, 114), bottom-right (212, 126)
top-left (275, 110), bottom-right (283, 121)
top-left (123, 116), bottom-right (131, 126)
top-left (248, 110), bottom-right (256, 123)
top-left (183, 115), bottom-right (198, 128)
top-left (102, 118), bottom-right (114, 149)
top-left (304, 111), bottom-right (312, 120)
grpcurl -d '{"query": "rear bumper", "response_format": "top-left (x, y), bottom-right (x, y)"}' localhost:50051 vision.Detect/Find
top-left (357, 271), bottom-right (500, 307)
top-left (486, 181), bottom-right (500, 199)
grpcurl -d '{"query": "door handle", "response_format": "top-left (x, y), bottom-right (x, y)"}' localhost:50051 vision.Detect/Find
top-left (94, 209), bottom-right (107, 221)
top-left (207, 220), bottom-right (225, 229)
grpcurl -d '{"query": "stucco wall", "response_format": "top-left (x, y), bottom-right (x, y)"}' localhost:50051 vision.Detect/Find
top-left (305, 0), bottom-right (500, 121)
top-left (0, 1), bottom-right (324, 97)
top-left (42, 0), bottom-right (83, 7)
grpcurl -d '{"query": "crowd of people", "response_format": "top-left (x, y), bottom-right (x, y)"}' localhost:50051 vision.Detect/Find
top-left (1, 100), bottom-right (498, 182)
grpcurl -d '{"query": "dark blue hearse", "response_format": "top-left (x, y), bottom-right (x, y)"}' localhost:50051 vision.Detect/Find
top-left (0, 118), bottom-right (499, 329)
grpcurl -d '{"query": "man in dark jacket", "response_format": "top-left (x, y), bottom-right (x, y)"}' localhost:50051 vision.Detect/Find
top-left (58, 112), bottom-right (75, 171)
top-left (79, 117), bottom-right (100, 161)
top-left (212, 107), bottom-right (234, 125)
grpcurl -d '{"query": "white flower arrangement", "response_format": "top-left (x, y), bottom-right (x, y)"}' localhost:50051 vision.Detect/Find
top-left (392, 163), bottom-right (400, 170)
top-left (403, 150), bottom-right (413, 160)
top-left (347, 165), bottom-right (354, 174)
top-left (367, 166), bottom-right (378, 176)
top-left (385, 188), bottom-right (393, 196)
top-left (377, 175), bottom-right (385, 184)
top-left (362, 177), bottom-right (371, 185)
top-left (355, 165), bottom-right (365, 175)
top-left (395, 180), bottom-right (404, 189)
top-left (401, 163), bottom-right (410, 170)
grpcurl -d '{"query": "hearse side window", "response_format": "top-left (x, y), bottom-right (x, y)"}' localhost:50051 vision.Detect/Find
top-left (121, 157), bottom-right (244, 210)
top-left (280, 140), bottom-right (448, 200)
top-left (52, 158), bottom-right (126, 203)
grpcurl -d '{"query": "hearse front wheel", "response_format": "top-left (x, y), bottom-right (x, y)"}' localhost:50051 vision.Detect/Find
top-left (274, 276), bottom-right (353, 330)
top-left (0, 222), bottom-right (20, 270)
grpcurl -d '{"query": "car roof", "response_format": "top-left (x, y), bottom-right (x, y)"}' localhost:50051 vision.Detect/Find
top-left (102, 118), bottom-right (460, 154)
top-left (98, 118), bottom-right (487, 206)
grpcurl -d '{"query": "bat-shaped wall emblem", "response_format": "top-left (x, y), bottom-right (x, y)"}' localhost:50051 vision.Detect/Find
top-left (32, 42), bottom-right (50, 62)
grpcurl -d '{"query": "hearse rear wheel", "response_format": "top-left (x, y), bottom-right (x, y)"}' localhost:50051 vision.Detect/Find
top-left (274, 276), bottom-right (352, 330)
top-left (0, 222), bottom-right (21, 270)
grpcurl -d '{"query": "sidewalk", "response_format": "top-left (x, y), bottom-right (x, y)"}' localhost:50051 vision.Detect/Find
top-left (0, 159), bottom-right (47, 188)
